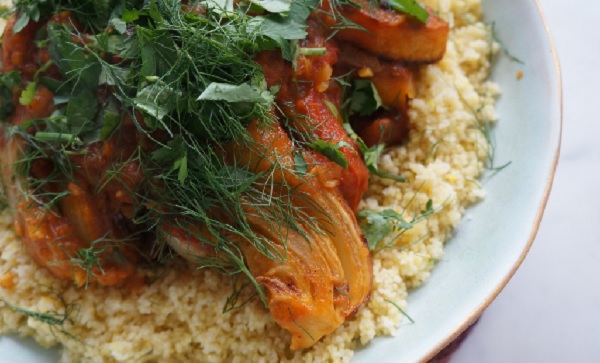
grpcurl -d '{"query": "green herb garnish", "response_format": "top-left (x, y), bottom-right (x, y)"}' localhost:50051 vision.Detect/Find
top-left (308, 140), bottom-right (351, 169)
top-left (359, 199), bottom-right (435, 252)
top-left (387, 0), bottom-right (429, 23)
top-left (348, 79), bottom-right (383, 117)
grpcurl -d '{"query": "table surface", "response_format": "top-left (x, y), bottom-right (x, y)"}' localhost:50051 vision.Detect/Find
top-left (450, 0), bottom-right (600, 362)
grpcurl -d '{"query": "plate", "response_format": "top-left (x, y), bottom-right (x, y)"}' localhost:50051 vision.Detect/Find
top-left (354, 0), bottom-right (562, 361)
top-left (0, 0), bottom-right (562, 361)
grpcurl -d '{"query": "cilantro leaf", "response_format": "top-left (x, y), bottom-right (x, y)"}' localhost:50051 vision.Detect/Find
top-left (98, 98), bottom-right (121, 140)
top-left (293, 151), bottom-right (308, 174)
top-left (387, 0), bottom-right (429, 23)
top-left (147, 0), bottom-right (163, 22)
top-left (47, 25), bottom-right (101, 92)
top-left (19, 82), bottom-right (37, 106)
top-left (251, 0), bottom-right (318, 60)
top-left (151, 137), bottom-right (189, 184)
top-left (349, 79), bottom-right (383, 117)
top-left (342, 123), bottom-right (407, 182)
top-left (13, 13), bottom-right (31, 33)
top-left (134, 83), bottom-right (179, 124)
top-left (362, 143), bottom-right (406, 182)
top-left (12, 0), bottom-right (51, 33)
top-left (121, 9), bottom-right (139, 23)
top-left (250, 0), bottom-right (292, 14)
top-left (358, 210), bottom-right (397, 250)
top-left (308, 140), bottom-right (350, 169)
top-left (324, 100), bottom-right (340, 119)
top-left (109, 17), bottom-right (127, 34)
top-left (65, 89), bottom-right (99, 135)
top-left (38, 76), bottom-right (62, 94)
top-left (98, 111), bottom-right (120, 140)
top-left (363, 143), bottom-right (384, 173)
top-left (136, 27), bottom-right (178, 78)
top-left (151, 136), bottom-right (186, 164)
top-left (198, 82), bottom-right (274, 105)
top-left (203, 0), bottom-right (235, 15)
top-left (174, 153), bottom-right (188, 184)
top-left (99, 34), bottom-right (139, 60)
top-left (359, 201), bottom-right (435, 251)
top-left (342, 123), bottom-right (368, 153)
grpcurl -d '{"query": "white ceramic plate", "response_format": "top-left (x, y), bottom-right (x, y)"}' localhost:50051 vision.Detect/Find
top-left (0, 0), bottom-right (561, 361)
top-left (354, 0), bottom-right (562, 361)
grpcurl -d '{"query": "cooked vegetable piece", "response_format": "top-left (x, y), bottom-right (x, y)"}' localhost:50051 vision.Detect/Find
top-left (228, 120), bottom-right (372, 349)
top-left (335, 43), bottom-right (414, 146)
top-left (352, 114), bottom-right (408, 147)
top-left (0, 17), bottom-right (142, 285)
top-left (256, 18), bottom-right (370, 211)
top-left (1, 16), bottom-right (43, 78)
top-left (0, 134), bottom-right (138, 286)
top-left (162, 118), bottom-right (372, 349)
top-left (321, 0), bottom-right (449, 63)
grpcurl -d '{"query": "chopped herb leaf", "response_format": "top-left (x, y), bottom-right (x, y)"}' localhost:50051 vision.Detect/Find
top-left (65, 89), bottom-right (98, 135)
top-left (151, 136), bottom-right (186, 164)
top-left (121, 9), bottom-right (139, 23)
top-left (47, 25), bottom-right (102, 92)
top-left (109, 17), bottom-right (127, 34)
top-left (19, 81), bottom-right (37, 106)
top-left (204, 0), bottom-right (235, 15)
top-left (98, 99), bottom-right (121, 140)
top-left (308, 140), bottom-right (350, 169)
top-left (342, 123), bottom-right (368, 153)
top-left (98, 111), bottom-right (120, 140)
top-left (359, 200), bottom-right (435, 251)
top-left (13, 13), bottom-right (30, 33)
top-left (294, 151), bottom-right (308, 174)
top-left (349, 79), bottom-right (383, 117)
top-left (363, 143), bottom-right (406, 182)
top-left (38, 76), bottom-right (62, 94)
top-left (151, 136), bottom-right (189, 184)
top-left (359, 209), bottom-right (411, 250)
top-left (198, 82), bottom-right (274, 105)
top-left (251, 0), bottom-right (318, 60)
top-left (174, 153), bottom-right (188, 184)
top-left (387, 0), bottom-right (429, 23)
top-left (343, 123), bottom-right (406, 181)
top-left (250, 0), bottom-right (293, 14)
top-left (13, 0), bottom-right (52, 32)
top-left (134, 83), bottom-right (178, 123)
top-left (363, 143), bottom-right (384, 172)
top-left (324, 100), bottom-right (340, 119)
top-left (136, 27), bottom-right (178, 79)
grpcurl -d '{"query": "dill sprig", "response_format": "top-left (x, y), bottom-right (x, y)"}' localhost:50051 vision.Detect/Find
top-left (384, 298), bottom-right (414, 324)
top-left (0, 291), bottom-right (78, 339)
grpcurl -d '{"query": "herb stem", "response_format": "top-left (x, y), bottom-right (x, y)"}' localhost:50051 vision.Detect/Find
top-left (298, 47), bottom-right (327, 56)
top-left (34, 132), bottom-right (82, 145)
